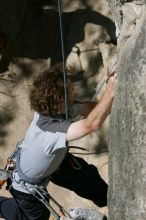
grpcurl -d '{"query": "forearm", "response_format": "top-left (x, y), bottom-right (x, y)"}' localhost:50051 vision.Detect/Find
top-left (85, 76), bottom-right (116, 130)
top-left (86, 93), bottom-right (113, 130)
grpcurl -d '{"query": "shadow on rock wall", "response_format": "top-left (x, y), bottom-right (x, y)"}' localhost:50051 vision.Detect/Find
top-left (0, 0), bottom-right (116, 72)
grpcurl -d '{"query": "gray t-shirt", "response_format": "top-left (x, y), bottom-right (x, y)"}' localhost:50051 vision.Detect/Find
top-left (12, 112), bottom-right (71, 193)
top-left (12, 102), bottom-right (85, 193)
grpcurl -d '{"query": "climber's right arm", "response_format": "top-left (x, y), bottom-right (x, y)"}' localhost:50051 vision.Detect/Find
top-left (67, 74), bottom-right (117, 142)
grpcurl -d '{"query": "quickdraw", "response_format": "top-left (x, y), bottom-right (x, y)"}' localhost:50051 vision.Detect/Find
top-left (24, 184), bottom-right (72, 220)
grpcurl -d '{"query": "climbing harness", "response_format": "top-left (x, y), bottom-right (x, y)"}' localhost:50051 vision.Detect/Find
top-left (15, 141), bottom-right (72, 219)
top-left (23, 184), bottom-right (72, 220)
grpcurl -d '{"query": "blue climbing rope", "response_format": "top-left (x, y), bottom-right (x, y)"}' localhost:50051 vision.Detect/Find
top-left (57, 0), bottom-right (68, 121)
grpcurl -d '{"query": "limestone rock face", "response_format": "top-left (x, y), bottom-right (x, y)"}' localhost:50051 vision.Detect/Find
top-left (108, 1), bottom-right (146, 220)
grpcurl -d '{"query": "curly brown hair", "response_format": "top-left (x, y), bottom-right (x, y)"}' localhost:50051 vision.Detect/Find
top-left (29, 66), bottom-right (65, 116)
